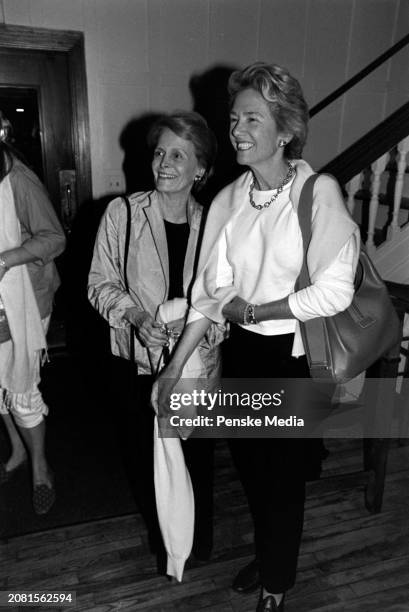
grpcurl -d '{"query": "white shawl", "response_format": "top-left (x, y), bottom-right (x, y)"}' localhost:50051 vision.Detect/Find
top-left (152, 298), bottom-right (205, 581)
top-left (0, 175), bottom-right (46, 392)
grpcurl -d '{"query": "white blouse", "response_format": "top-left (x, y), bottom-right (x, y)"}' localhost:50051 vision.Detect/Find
top-left (188, 177), bottom-right (358, 339)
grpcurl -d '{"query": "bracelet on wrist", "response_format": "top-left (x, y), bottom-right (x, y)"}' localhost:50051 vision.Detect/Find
top-left (0, 256), bottom-right (9, 271)
top-left (243, 302), bottom-right (258, 325)
top-left (243, 302), bottom-right (250, 325)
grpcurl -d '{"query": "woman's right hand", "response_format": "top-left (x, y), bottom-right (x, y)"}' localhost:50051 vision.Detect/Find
top-left (151, 317), bottom-right (211, 414)
top-left (124, 307), bottom-right (168, 348)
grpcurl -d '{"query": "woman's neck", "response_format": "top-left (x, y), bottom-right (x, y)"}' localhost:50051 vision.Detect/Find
top-left (251, 158), bottom-right (290, 191)
top-left (157, 190), bottom-right (189, 223)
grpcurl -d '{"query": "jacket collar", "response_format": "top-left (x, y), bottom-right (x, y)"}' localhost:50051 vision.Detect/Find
top-left (135, 189), bottom-right (202, 296)
top-left (135, 189), bottom-right (201, 225)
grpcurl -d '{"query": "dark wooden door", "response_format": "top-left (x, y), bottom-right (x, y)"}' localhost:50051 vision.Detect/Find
top-left (0, 49), bottom-right (76, 230)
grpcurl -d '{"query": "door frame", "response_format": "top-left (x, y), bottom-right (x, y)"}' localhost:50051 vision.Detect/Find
top-left (0, 24), bottom-right (92, 208)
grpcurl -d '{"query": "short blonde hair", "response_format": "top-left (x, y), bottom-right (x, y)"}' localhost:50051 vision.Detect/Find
top-left (228, 62), bottom-right (309, 159)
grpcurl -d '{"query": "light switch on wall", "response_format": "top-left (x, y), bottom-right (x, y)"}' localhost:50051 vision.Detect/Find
top-left (105, 172), bottom-right (125, 194)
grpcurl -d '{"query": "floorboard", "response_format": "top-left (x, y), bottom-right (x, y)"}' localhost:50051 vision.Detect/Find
top-left (2, 440), bottom-right (409, 611)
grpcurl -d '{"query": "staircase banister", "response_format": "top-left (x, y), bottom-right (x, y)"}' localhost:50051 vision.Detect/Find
top-left (319, 101), bottom-right (409, 185)
top-left (310, 33), bottom-right (409, 117)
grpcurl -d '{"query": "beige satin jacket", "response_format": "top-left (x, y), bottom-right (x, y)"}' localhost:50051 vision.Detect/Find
top-left (88, 190), bottom-right (222, 376)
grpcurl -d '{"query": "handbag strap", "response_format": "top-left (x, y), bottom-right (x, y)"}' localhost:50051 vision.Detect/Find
top-left (186, 205), bottom-right (208, 303)
top-left (123, 195), bottom-right (132, 292)
top-left (296, 174), bottom-right (332, 378)
top-left (123, 196), bottom-right (136, 368)
top-left (295, 173), bottom-right (319, 290)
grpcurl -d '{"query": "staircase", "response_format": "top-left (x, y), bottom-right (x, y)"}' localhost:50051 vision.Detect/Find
top-left (310, 33), bottom-right (409, 284)
top-left (340, 132), bottom-right (408, 283)
top-left (314, 36), bottom-right (409, 511)
top-left (319, 103), bottom-right (409, 283)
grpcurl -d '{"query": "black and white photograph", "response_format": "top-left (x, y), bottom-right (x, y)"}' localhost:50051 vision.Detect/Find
top-left (0, 1), bottom-right (408, 610)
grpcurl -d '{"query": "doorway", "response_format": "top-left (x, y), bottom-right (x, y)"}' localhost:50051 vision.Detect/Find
top-left (0, 25), bottom-right (92, 349)
top-left (0, 48), bottom-right (75, 231)
top-left (0, 87), bottom-right (43, 180)
top-left (0, 26), bottom-right (92, 225)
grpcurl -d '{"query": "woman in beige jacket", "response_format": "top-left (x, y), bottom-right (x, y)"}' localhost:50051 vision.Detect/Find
top-left (88, 111), bottom-right (222, 568)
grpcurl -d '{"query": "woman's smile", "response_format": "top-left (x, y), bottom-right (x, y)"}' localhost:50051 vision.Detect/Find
top-left (152, 127), bottom-right (203, 197)
top-left (157, 171), bottom-right (178, 179)
top-left (235, 141), bottom-right (254, 151)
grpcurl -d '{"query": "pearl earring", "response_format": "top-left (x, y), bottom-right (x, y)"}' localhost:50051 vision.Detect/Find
top-left (279, 140), bottom-right (287, 148)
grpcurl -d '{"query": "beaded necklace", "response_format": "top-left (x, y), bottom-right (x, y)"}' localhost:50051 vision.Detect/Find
top-left (249, 162), bottom-right (295, 210)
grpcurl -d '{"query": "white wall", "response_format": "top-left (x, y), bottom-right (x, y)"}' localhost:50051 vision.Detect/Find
top-left (1, 0), bottom-right (408, 198)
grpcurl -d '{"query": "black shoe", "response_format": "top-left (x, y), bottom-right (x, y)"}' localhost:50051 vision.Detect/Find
top-left (232, 558), bottom-right (260, 593)
top-left (256, 590), bottom-right (285, 611)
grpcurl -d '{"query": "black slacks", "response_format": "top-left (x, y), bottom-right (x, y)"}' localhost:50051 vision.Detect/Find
top-left (111, 357), bottom-right (214, 561)
top-left (223, 326), bottom-right (314, 592)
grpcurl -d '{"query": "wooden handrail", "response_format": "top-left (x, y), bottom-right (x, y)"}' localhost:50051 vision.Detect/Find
top-left (310, 33), bottom-right (409, 118)
top-left (319, 101), bottom-right (409, 184)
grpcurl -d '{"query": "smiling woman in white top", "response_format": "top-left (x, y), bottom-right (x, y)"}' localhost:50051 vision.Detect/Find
top-left (153, 63), bottom-right (360, 611)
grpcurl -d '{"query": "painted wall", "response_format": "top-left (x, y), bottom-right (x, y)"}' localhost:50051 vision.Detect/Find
top-left (1, 0), bottom-right (408, 198)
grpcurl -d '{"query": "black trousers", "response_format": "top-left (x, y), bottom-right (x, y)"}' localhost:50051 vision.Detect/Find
top-left (111, 357), bottom-right (214, 561)
top-left (223, 326), bottom-right (319, 593)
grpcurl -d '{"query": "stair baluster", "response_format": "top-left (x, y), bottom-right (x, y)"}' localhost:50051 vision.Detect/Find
top-left (345, 173), bottom-right (362, 214)
top-left (367, 153), bottom-right (389, 253)
top-left (387, 135), bottom-right (409, 240)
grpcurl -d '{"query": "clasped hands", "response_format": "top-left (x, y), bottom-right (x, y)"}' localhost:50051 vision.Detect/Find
top-left (124, 307), bottom-right (184, 349)
top-left (125, 296), bottom-right (246, 350)
top-left (151, 296), bottom-right (248, 417)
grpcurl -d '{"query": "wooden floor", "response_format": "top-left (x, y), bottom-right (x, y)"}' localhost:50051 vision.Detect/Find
top-left (1, 438), bottom-right (409, 612)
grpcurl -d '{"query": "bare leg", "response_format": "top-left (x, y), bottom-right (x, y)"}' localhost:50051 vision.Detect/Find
top-left (0, 412), bottom-right (27, 471)
top-left (17, 419), bottom-right (52, 487)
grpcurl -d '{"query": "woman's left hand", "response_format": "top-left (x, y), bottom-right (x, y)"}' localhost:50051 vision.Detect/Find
top-left (222, 295), bottom-right (247, 324)
top-left (151, 362), bottom-right (183, 415)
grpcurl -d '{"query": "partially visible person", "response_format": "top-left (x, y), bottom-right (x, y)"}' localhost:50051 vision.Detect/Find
top-left (88, 111), bottom-right (221, 567)
top-left (153, 63), bottom-right (360, 610)
top-left (0, 110), bottom-right (66, 514)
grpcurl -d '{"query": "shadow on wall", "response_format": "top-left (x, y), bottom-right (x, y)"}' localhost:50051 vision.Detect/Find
top-left (189, 64), bottom-right (242, 205)
top-left (120, 112), bottom-right (162, 194)
top-left (119, 67), bottom-right (242, 206)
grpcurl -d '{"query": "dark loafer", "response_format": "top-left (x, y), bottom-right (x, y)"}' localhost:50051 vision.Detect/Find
top-left (256, 590), bottom-right (285, 611)
top-left (232, 558), bottom-right (260, 593)
top-left (33, 479), bottom-right (56, 515)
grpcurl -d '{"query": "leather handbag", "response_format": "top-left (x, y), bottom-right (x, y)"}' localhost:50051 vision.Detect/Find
top-left (296, 174), bottom-right (401, 384)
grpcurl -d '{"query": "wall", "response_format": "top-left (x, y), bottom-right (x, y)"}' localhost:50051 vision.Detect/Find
top-left (1, 0), bottom-right (408, 199)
